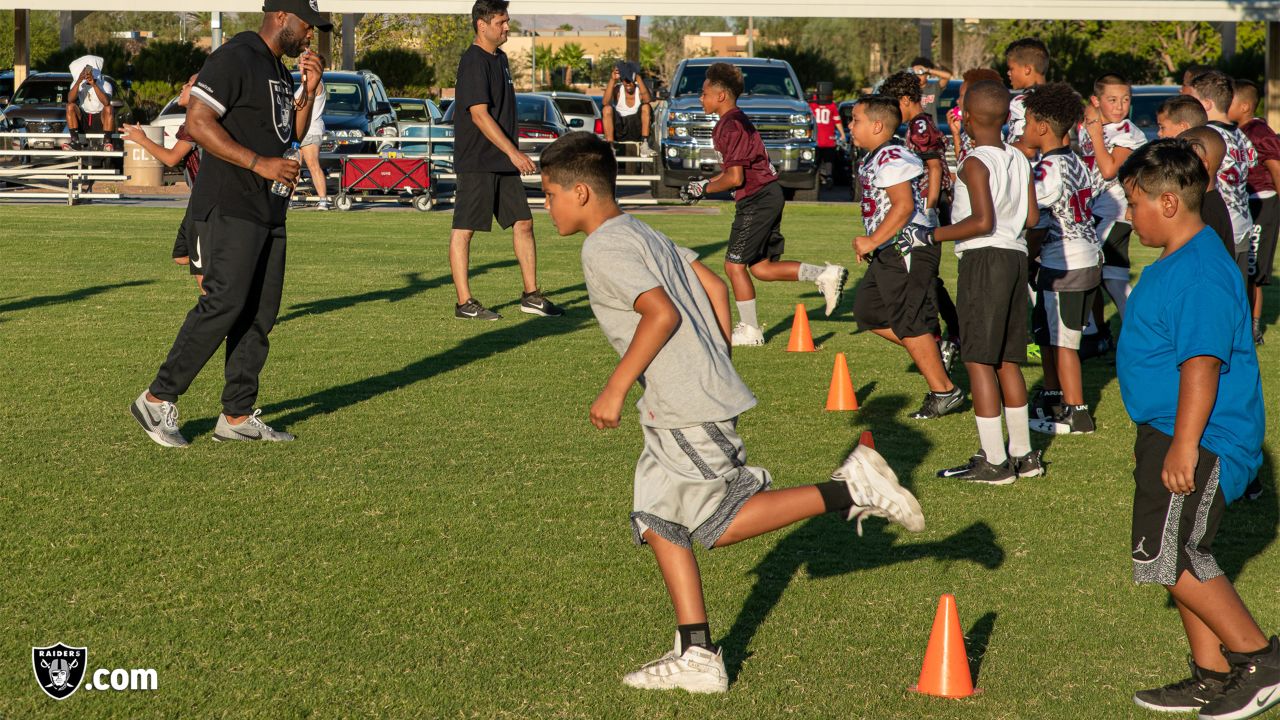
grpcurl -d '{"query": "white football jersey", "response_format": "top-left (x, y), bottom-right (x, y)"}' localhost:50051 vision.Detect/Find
top-left (952, 143), bottom-right (1032, 257)
top-left (1208, 121), bottom-right (1258, 245)
top-left (858, 142), bottom-right (929, 241)
top-left (1033, 148), bottom-right (1103, 272)
top-left (1078, 118), bottom-right (1147, 221)
top-left (1005, 89), bottom-right (1031, 145)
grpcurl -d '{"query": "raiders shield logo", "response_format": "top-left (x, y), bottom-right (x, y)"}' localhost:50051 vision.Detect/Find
top-left (32, 643), bottom-right (87, 700)
top-left (268, 78), bottom-right (294, 143)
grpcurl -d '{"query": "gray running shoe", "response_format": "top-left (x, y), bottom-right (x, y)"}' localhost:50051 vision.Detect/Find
top-left (815, 263), bottom-right (848, 317)
top-left (130, 391), bottom-right (189, 448)
top-left (519, 289), bottom-right (564, 317)
top-left (910, 386), bottom-right (965, 420)
top-left (455, 298), bottom-right (501, 321)
top-left (213, 409), bottom-right (295, 442)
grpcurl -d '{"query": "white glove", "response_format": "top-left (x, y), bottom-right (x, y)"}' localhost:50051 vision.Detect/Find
top-left (679, 178), bottom-right (709, 205)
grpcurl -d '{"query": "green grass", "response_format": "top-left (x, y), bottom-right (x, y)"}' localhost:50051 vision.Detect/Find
top-left (2, 203), bottom-right (1277, 719)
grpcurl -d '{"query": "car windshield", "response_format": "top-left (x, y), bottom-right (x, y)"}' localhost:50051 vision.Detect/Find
top-left (393, 101), bottom-right (429, 121)
top-left (12, 80), bottom-right (72, 105)
top-left (675, 65), bottom-right (799, 99)
top-left (326, 82), bottom-right (365, 113)
top-left (554, 98), bottom-right (596, 116)
top-left (1130, 91), bottom-right (1177, 134)
top-left (517, 96), bottom-right (549, 123)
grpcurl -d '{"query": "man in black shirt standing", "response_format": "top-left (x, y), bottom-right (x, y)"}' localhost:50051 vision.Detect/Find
top-left (450, 0), bottom-right (562, 320)
top-left (131, 0), bottom-right (329, 447)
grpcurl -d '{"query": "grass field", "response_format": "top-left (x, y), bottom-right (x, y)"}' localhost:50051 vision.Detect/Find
top-left (2, 202), bottom-right (1278, 719)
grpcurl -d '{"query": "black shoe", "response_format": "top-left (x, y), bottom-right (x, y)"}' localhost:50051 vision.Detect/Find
top-left (1013, 449), bottom-right (1045, 478)
top-left (1030, 388), bottom-right (1064, 420)
top-left (1246, 478), bottom-right (1265, 501)
top-left (910, 386), bottom-right (965, 420)
top-left (519, 289), bottom-right (564, 317)
top-left (937, 450), bottom-right (1016, 485)
top-left (1030, 405), bottom-right (1096, 435)
top-left (1198, 636), bottom-right (1280, 720)
top-left (1133, 657), bottom-right (1228, 713)
top-left (1079, 333), bottom-right (1113, 361)
top-left (938, 337), bottom-right (958, 376)
top-left (455, 298), bottom-right (501, 321)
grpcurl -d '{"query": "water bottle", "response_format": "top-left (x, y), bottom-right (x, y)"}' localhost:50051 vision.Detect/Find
top-left (270, 141), bottom-right (300, 197)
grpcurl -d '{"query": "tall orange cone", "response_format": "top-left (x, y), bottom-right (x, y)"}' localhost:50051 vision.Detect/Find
top-left (786, 303), bottom-right (816, 352)
top-left (910, 594), bottom-right (978, 698)
top-left (825, 352), bottom-right (858, 410)
top-left (859, 430), bottom-right (875, 449)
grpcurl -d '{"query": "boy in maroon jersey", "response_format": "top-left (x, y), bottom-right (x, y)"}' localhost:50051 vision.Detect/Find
top-left (1227, 79), bottom-right (1280, 346)
top-left (809, 81), bottom-right (843, 185)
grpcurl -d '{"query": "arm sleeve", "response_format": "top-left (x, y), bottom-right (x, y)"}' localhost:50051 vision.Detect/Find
top-left (1256, 130), bottom-right (1280, 164)
top-left (873, 153), bottom-right (924, 188)
top-left (583, 242), bottom-right (663, 309)
top-left (908, 118), bottom-right (942, 159)
top-left (1034, 159), bottom-right (1064, 208)
top-left (455, 54), bottom-right (490, 111)
top-left (1167, 285), bottom-right (1237, 372)
top-left (190, 47), bottom-right (244, 118)
top-left (675, 245), bottom-right (699, 264)
top-left (1113, 122), bottom-right (1147, 150)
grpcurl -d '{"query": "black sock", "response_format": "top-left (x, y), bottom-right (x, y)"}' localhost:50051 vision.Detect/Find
top-left (678, 622), bottom-right (715, 652)
top-left (1196, 663), bottom-right (1231, 682)
top-left (816, 480), bottom-right (853, 514)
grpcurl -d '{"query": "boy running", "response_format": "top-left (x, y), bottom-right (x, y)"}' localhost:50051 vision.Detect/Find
top-left (1116, 139), bottom-right (1276, 720)
top-left (1188, 71), bottom-right (1258, 277)
top-left (541, 131), bottom-right (925, 693)
top-left (681, 63), bottom-right (846, 346)
top-left (1003, 38), bottom-right (1050, 154)
top-left (1227, 78), bottom-right (1280, 345)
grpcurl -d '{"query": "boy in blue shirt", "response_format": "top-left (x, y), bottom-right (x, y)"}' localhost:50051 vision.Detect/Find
top-left (1116, 139), bottom-right (1276, 719)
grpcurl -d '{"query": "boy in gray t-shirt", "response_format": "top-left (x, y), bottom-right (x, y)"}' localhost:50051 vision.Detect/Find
top-left (539, 132), bottom-right (926, 694)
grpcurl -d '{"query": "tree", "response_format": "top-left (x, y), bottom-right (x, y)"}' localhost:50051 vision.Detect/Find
top-left (647, 16), bottom-right (729, 83)
top-left (132, 40), bottom-right (208, 84)
top-left (591, 49), bottom-right (624, 85)
top-left (758, 43), bottom-right (844, 93)
top-left (0, 10), bottom-right (60, 69)
top-left (533, 44), bottom-right (557, 89)
top-left (555, 42), bottom-right (588, 87)
top-left (557, 23), bottom-right (574, 32)
top-left (418, 15), bottom-right (473, 89)
top-left (358, 47), bottom-right (434, 96)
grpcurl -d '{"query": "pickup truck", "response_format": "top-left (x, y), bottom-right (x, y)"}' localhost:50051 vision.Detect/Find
top-left (655, 57), bottom-right (819, 201)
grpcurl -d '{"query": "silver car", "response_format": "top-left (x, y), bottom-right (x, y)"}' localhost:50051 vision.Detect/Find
top-left (534, 91), bottom-right (602, 136)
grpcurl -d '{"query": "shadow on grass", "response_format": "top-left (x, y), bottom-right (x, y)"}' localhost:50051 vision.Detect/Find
top-left (966, 611), bottom-right (997, 686)
top-left (0, 279), bottom-right (154, 316)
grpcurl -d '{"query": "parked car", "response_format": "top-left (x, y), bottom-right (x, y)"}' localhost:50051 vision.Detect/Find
top-left (535, 90), bottom-right (602, 135)
top-left (0, 70), bottom-right (14, 107)
top-left (390, 97), bottom-right (442, 130)
top-left (390, 97), bottom-right (450, 168)
top-left (152, 95), bottom-right (188, 149)
top-left (656, 57), bottom-right (819, 200)
top-left (290, 70), bottom-right (397, 154)
top-left (0, 72), bottom-right (133, 149)
top-left (439, 92), bottom-right (571, 156)
top-left (438, 98), bottom-right (453, 114)
top-left (1130, 85), bottom-right (1182, 142)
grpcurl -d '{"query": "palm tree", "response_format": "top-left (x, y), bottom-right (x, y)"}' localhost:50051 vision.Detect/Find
top-left (555, 43), bottom-right (589, 87)
top-left (533, 44), bottom-right (556, 89)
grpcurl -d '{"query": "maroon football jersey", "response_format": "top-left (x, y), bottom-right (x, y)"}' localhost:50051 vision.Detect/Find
top-left (904, 112), bottom-right (952, 194)
top-left (176, 123), bottom-right (201, 188)
top-left (713, 107), bottom-right (778, 201)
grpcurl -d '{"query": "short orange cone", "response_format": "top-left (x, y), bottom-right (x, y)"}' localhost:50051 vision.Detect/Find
top-left (825, 352), bottom-right (858, 410)
top-left (910, 594), bottom-right (978, 698)
top-left (859, 430), bottom-right (875, 449)
top-left (785, 303), bottom-right (816, 352)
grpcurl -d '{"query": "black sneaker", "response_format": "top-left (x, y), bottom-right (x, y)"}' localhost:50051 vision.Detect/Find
top-left (519, 290), bottom-right (564, 317)
top-left (937, 450), bottom-right (1016, 485)
top-left (1133, 657), bottom-right (1227, 713)
top-left (1031, 388), bottom-right (1064, 420)
top-left (1030, 405), bottom-right (1096, 435)
top-left (1246, 478), bottom-right (1265, 501)
top-left (1198, 636), bottom-right (1280, 720)
top-left (938, 337), bottom-right (958, 376)
top-left (455, 298), bottom-right (501, 321)
top-left (1014, 449), bottom-right (1045, 478)
top-left (910, 386), bottom-right (965, 420)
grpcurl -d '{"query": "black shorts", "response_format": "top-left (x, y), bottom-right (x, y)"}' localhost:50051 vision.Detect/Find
top-left (1099, 219), bottom-right (1132, 271)
top-left (1249, 195), bottom-right (1279, 285)
top-left (75, 108), bottom-right (106, 134)
top-left (853, 244), bottom-right (941, 339)
top-left (1131, 425), bottom-right (1226, 586)
top-left (726, 182), bottom-right (785, 266)
top-left (173, 208), bottom-right (202, 275)
top-left (615, 111), bottom-right (644, 141)
top-left (956, 247), bottom-right (1028, 365)
top-left (1032, 285), bottom-right (1097, 350)
top-left (452, 172), bottom-right (532, 232)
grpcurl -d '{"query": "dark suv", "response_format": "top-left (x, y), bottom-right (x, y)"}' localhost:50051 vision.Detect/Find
top-left (291, 70), bottom-right (397, 154)
top-left (0, 72), bottom-right (133, 150)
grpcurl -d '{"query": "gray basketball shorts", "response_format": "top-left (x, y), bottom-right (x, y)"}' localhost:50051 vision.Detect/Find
top-left (631, 419), bottom-right (772, 550)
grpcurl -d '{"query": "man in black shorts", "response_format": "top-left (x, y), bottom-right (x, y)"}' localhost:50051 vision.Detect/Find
top-left (130, 0), bottom-right (328, 447)
top-left (449, 0), bottom-right (562, 321)
top-left (602, 62), bottom-right (652, 155)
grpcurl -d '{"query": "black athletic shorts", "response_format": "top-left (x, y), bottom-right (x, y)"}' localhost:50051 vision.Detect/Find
top-left (615, 111), bottom-right (644, 142)
top-left (1032, 285), bottom-right (1097, 350)
top-left (172, 208), bottom-right (202, 275)
top-left (956, 247), bottom-right (1028, 365)
top-left (1131, 425), bottom-right (1226, 586)
top-left (853, 243), bottom-right (941, 339)
top-left (1249, 195), bottom-right (1279, 285)
top-left (452, 172), bottom-right (532, 232)
top-left (726, 181), bottom-right (786, 266)
top-left (1099, 219), bottom-right (1132, 270)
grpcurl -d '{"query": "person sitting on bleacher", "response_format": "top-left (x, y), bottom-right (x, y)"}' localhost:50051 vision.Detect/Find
top-left (63, 61), bottom-right (117, 152)
top-left (603, 62), bottom-right (653, 157)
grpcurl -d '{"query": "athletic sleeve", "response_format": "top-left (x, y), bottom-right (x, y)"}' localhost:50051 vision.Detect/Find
top-left (582, 239), bottom-right (662, 309)
top-left (676, 245), bottom-right (699, 264)
top-left (907, 117), bottom-right (942, 159)
top-left (454, 52), bottom-right (490, 111)
top-left (1112, 121), bottom-right (1147, 150)
top-left (1251, 127), bottom-right (1280, 164)
top-left (1167, 285), bottom-right (1236, 373)
top-left (872, 147), bottom-right (923, 188)
top-left (190, 46), bottom-right (245, 118)
top-left (1034, 158), bottom-right (1064, 208)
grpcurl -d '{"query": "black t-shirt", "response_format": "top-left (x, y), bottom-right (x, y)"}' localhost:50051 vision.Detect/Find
top-left (453, 44), bottom-right (518, 173)
top-left (187, 31), bottom-right (295, 227)
top-left (1201, 188), bottom-right (1236, 256)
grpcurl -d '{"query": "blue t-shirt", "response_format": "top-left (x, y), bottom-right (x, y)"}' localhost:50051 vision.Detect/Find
top-left (1117, 226), bottom-right (1264, 503)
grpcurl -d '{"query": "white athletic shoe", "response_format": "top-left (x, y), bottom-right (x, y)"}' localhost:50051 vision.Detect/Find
top-left (623, 635), bottom-right (729, 694)
top-left (130, 391), bottom-right (189, 448)
top-left (731, 322), bottom-right (765, 347)
top-left (814, 262), bottom-right (849, 317)
top-left (831, 445), bottom-right (925, 535)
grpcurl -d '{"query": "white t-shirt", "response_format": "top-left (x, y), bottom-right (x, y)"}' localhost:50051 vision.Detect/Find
top-left (858, 142), bottom-right (929, 242)
top-left (1033, 148), bottom-right (1103, 273)
top-left (615, 85), bottom-right (642, 117)
top-left (1078, 118), bottom-right (1147, 222)
top-left (1208, 121), bottom-right (1258, 246)
top-left (76, 75), bottom-right (113, 115)
top-left (951, 143), bottom-right (1032, 257)
top-left (295, 81), bottom-right (327, 139)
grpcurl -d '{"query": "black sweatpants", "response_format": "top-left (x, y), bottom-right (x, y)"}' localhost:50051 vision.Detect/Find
top-left (150, 212), bottom-right (287, 416)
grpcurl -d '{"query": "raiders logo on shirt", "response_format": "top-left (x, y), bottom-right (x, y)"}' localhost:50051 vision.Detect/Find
top-left (269, 79), bottom-right (294, 143)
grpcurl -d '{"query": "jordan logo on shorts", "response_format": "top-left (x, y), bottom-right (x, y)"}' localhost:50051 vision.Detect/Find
top-left (1133, 536), bottom-right (1150, 558)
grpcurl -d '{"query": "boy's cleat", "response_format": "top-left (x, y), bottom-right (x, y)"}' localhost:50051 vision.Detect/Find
top-left (1198, 636), bottom-right (1280, 720)
top-left (519, 290), bottom-right (565, 317)
top-left (938, 337), bottom-right (958, 376)
top-left (815, 263), bottom-right (849, 316)
top-left (130, 391), bottom-right (189, 448)
top-left (1134, 657), bottom-right (1227, 713)
top-left (1031, 388), bottom-right (1064, 420)
top-left (909, 386), bottom-right (965, 420)
top-left (1013, 449), bottom-right (1045, 478)
top-left (831, 445), bottom-right (926, 534)
top-left (731, 322), bottom-right (765, 347)
top-left (937, 450), bottom-right (1016, 485)
top-left (1245, 478), bottom-right (1264, 501)
top-left (455, 298), bottom-right (501, 321)
top-left (212, 409), bottom-right (295, 442)
top-left (622, 636), bottom-right (729, 694)
top-left (1030, 405), bottom-right (1096, 435)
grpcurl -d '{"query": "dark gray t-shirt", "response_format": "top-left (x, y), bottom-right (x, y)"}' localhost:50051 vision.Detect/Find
top-left (581, 214), bottom-right (756, 428)
top-left (453, 44), bottom-right (518, 173)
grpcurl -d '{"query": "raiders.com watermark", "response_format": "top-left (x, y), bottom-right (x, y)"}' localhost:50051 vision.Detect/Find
top-left (32, 643), bottom-right (157, 700)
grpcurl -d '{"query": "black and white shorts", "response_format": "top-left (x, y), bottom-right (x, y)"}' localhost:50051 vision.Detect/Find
top-left (1131, 425), bottom-right (1226, 586)
top-left (614, 111), bottom-right (644, 141)
top-left (726, 182), bottom-right (786, 266)
top-left (452, 172), bottom-right (533, 233)
top-left (1097, 219), bottom-right (1132, 281)
top-left (853, 244), bottom-right (941, 340)
top-left (956, 247), bottom-right (1028, 365)
top-left (1249, 195), bottom-right (1279, 285)
top-left (631, 419), bottom-right (772, 550)
top-left (1032, 285), bottom-right (1098, 350)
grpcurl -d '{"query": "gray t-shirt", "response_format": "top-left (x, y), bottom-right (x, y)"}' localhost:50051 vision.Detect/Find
top-left (581, 214), bottom-right (757, 428)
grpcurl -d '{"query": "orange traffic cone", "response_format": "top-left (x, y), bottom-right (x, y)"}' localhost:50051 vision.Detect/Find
top-left (826, 352), bottom-right (858, 410)
top-left (910, 594), bottom-right (978, 698)
top-left (859, 430), bottom-right (875, 449)
top-left (786, 304), bottom-right (816, 352)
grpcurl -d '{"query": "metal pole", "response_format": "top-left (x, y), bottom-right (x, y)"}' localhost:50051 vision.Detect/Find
top-left (210, 11), bottom-right (222, 50)
top-left (1268, 22), bottom-right (1280, 130)
top-left (940, 18), bottom-right (954, 69)
top-left (747, 17), bottom-right (754, 58)
top-left (531, 15), bottom-right (536, 91)
top-left (918, 19), bottom-right (933, 60)
top-left (14, 9), bottom-right (29, 87)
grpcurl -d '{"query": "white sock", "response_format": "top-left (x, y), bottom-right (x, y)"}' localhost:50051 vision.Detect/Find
top-left (799, 262), bottom-right (824, 282)
top-left (1005, 405), bottom-right (1031, 458)
top-left (1103, 278), bottom-right (1130, 320)
top-left (976, 415), bottom-right (1008, 465)
top-left (736, 300), bottom-right (759, 329)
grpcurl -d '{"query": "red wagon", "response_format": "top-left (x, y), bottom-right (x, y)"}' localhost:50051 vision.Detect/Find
top-left (334, 155), bottom-right (434, 211)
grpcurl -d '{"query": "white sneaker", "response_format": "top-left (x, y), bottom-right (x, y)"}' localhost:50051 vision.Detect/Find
top-left (639, 142), bottom-right (655, 158)
top-left (831, 445), bottom-right (925, 535)
top-left (130, 391), bottom-right (189, 448)
top-left (623, 636), bottom-right (729, 693)
top-left (815, 263), bottom-right (849, 317)
top-left (316, 198), bottom-right (331, 211)
top-left (731, 322), bottom-right (765, 347)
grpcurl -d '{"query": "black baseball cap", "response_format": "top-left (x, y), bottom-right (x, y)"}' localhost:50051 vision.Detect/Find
top-left (263, 0), bottom-right (333, 31)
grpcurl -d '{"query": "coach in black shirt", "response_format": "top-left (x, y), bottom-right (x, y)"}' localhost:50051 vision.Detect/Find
top-left (130, 0), bottom-right (329, 447)
top-left (449, 0), bottom-right (562, 320)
